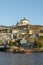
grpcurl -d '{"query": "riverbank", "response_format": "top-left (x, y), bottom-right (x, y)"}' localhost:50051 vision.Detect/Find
top-left (30, 48), bottom-right (43, 52)
top-left (9, 47), bottom-right (43, 54)
top-left (0, 45), bottom-right (43, 53)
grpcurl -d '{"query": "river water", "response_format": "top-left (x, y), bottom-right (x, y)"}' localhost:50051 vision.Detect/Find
top-left (0, 52), bottom-right (43, 65)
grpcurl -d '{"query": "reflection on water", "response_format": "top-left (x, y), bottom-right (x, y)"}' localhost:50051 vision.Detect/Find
top-left (0, 52), bottom-right (43, 65)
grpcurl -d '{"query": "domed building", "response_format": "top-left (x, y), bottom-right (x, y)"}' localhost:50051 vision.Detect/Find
top-left (16, 18), bottom-right (29, 26)
top-left (20, 18), bottom-right (29, 25)
top-left (15, 18), bottom-right (30, 39)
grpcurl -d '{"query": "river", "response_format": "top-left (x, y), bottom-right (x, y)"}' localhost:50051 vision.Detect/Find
top-left (0, 52), bottom-right (43, 65)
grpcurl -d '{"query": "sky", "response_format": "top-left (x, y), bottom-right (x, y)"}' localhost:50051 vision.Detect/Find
top-left (0, 0), bottom-right (43, 26)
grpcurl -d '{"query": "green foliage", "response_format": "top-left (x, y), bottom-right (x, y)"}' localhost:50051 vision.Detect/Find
top-left (34, 43), bottom-right (38, 48)
top-left (38, 36), bottom-right (43, 39)
top-left (13, 41), bottom-right (18, 46)
top-left (37, 42), bottom-right (42, 48)
top-left (36, 39), bottom-right (43, 48)
top-left (8, 40), bottom-right (18, 46)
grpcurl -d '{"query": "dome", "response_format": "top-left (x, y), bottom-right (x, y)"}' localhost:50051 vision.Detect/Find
top-left (20, 18), bottom-right (29, 25)
top-left (17, 18), bottom-right (29, 26)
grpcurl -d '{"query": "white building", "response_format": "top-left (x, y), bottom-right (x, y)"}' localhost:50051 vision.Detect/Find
top-left (16, 18), bottom-right (29, 26)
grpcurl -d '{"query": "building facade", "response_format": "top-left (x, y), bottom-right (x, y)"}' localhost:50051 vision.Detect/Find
top-left (0, 18), bottom-right (43, 41)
